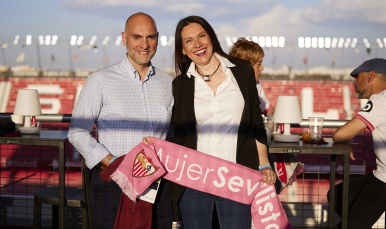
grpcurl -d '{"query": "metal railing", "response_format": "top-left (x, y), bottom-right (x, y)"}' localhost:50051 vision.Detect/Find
top-left (0, 113), bottom-right (349, 128)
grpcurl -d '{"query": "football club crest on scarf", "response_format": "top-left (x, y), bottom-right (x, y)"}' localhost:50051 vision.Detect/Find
top-left (133, 150), bottom-right (159, 177)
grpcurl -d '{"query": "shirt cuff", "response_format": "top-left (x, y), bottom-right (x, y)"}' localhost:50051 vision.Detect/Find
top-left (262, 105), bottom-right (273, 115)
top-left (355, 114), bottom-right (374, 132)
top-left (85, 144), bottom-right (111, 169)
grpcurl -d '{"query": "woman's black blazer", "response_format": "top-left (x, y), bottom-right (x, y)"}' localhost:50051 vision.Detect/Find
top-left (167, 59), bottom-right (268, 203)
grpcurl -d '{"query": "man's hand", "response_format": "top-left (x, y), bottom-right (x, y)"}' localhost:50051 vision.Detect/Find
top-left (336, 142), bottom-right (355, 163)
top-left (142, 136), bottom-right (153, 145)
top-left (261, 167), bottom-right (276, 185)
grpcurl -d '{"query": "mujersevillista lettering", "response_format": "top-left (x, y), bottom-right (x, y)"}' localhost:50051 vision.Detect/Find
top-left (156, 147), bottom-right (283, 227)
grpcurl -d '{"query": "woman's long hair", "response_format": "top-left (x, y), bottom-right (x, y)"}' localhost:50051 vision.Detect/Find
top-left (174, 16), bottom-right (238, 77)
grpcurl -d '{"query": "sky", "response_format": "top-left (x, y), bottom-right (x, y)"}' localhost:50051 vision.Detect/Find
top-left (0, 0), bottom-right (385, 71)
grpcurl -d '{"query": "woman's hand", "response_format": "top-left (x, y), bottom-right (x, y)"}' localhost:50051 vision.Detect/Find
top-left (261, 167), bottom-right (276, 185)
top-left (142, 136), bottom-right (153, 145)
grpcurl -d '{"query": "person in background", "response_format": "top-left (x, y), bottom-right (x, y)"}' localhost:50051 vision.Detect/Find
top-left (68, 12), bottom-right (174, 229)
top-left (165, 15), bottom-right (276, 229)
top-left (329, 58), bottom-right (386, 228)
top-left (230, 37), bottom-right (288, 196)
top-left (229, 38), bottom-right (275, 116)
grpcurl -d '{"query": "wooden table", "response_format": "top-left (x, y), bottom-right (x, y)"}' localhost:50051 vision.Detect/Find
top-left (0, 130), bottom-right (68, 229)
top-left (269, 138), bottom-right (351, 229)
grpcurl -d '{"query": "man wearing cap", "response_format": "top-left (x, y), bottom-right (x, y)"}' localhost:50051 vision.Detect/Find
top-left (329, 58), bottom-right (386, 228)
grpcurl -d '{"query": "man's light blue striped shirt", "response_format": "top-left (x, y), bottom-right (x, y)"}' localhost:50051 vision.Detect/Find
top-left (68, 55), bottom-right (174, 169)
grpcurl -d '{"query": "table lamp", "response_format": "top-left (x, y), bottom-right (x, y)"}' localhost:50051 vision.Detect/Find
top-left (273, 95), bottom-right (302, 142)
top-left (13, 89), bottom-right (42, 134)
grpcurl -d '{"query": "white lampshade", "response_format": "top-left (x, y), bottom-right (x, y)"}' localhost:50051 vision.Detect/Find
top-left (273, 96), bottom-right (302, 142)
top-left (273, 96), bottom-right (302, 123)
top-left (14, 89), bottom-right (42, 116)
top-left (13, 89), bottom-right (42, 134)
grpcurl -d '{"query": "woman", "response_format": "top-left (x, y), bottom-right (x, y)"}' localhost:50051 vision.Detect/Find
top-left (229, 38), bottom-right (275, 116)
top-left (144, 16), bottom-right (276, 228)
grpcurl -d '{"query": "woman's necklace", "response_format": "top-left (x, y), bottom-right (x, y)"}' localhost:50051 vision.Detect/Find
top-left (196, 62), bottom-right (221, 81)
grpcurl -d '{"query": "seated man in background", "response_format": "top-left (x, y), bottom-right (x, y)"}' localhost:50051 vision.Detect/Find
top-left (329, 58), bottom-right (386, 228)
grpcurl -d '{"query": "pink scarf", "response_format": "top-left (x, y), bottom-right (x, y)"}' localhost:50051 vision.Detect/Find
top-left (110, 138), bottom-right (291, 229)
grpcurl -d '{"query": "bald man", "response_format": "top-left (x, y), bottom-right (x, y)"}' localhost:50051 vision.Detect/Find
top-left (69, 13), bottom-right (174, 229)
top-left (329, 58), bottom-right (386, 228)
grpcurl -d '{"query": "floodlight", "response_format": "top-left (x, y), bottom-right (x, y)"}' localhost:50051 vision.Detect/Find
top-left (265, 36), bottom-right (271, 47)
top-left (26, 35), bottom-right (32, 45)
top-left (245, 36), bottom-right (251, 41)
top-left (252, 36), bottom-right (258, 43)
top-left (363, 38), bottom-right (370, 48)
top-left (325, 37), bottom-right (331, 48)
top-left (89, 36), bottom-right (97, 45)
top-left (376, 38), bottom-right (383, 48)
top-left (167, 36), bottom-right (175, 46)
top-left (337, 38), bottom-right (344, 48)
top-left (344, 38), bottom-right (351, 48)
top-left (38, 35), bottom-right (44, 45)
top-left (115, 36), bottom-right (122, 46)
top-left (51, 35), bottom-right (58, 45)
top-left (225, 36), bottom-right (233, 47)
top-left (14, 35), bottom-right (20, 45)
top-left (384, 38), bottom-right (386, 47)
top-left (279, 37), bottom-right (285, 47)
top-left (77, 35), bottom-right (84, 46)
top-left (102, 36), bottom-right (110, 46)
top-left (298, 37), bottom-right (304, 48)
top-left (272, 36), bottom-right (278, 47)
top-left (160, 36), bottom-right (167, 47)
top-left (232, 36), bottom-right (238, 43)
top-left (45, 35), bottom-right (51, 45)
top-left (311, 37), bottom-right (317, 48)
top-left (318, 37), bottom-right (324, 48)
top-left (351, 38), bottom-right (357, 48)
top-left (259, 36), bottom-right (265, 47)
top-left (305, 37), bottom-right (311, 48)
top-left (70, 35), bottom-right (77, 46)
top-left (331, 38), bottom-right (338, 48)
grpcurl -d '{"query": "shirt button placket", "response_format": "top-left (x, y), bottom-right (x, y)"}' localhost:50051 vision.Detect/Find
top-left (142, 81), bottom-right (152, 136)
top-left (213, 96), bottom-right (218, 155)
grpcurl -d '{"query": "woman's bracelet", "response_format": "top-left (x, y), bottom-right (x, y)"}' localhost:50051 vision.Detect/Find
top-left (259, 164), bottom-right (272, 171)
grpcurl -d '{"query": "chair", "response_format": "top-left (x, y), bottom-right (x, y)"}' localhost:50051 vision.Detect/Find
top-left (34, 158), bottom-right (93, 229)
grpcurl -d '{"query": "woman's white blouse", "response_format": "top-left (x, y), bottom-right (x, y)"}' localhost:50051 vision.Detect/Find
top-left (186, 53), bottom-right (245, 163)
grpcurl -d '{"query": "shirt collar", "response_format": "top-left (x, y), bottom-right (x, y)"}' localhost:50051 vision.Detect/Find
top-left (122, 54), bottom-right (155, 80)
top-left (186, 53), bottom-right (235, 78)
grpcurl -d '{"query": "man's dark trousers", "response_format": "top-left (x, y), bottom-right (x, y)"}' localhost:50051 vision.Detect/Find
top-left (328, 172), bottom-right (386, 229)
top-left (90, 167), bottom-right (173, 229)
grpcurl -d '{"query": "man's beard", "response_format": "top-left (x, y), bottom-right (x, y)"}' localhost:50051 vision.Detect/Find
top-left (355, 89), bottom-right (365, 99)
top-left (127, 49), bottom-right (155, 66)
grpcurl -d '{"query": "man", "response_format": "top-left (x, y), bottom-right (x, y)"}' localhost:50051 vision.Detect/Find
top-left (68, 13), bottom-right (174, 229)
top-left (329, 58), bottom-right (386, 228)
